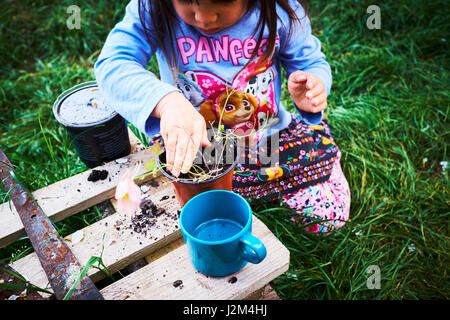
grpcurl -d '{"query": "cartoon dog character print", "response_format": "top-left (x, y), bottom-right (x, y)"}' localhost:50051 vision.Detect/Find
top-left (199, 88), bottom-right (258, 129)
top-left (256, 101), bottom-right (280, 129)
top-left (176, 71), bottom-right (206, 110)
top-left (245, 67), bottom-right (274, 104)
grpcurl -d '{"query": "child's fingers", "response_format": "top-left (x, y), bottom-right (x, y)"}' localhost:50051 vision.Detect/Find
top-left (165, 131), bottom-right (178, 170)
top-left (311, 99), bottom-right (327, 113)
top-left (288, 79), bottom-right (307, 98)
top-left (181, 123), bottom-right (211, 175)
top-left (305, 82), bottom-right (323, 99)
top-left (182, 129), bottom-right (203, 174)
top-left (305, 75), bottom-right (320, 90)
top-left (172, 130), bottom-right (189, 177)
top-left (289, 81), bottom-right (305, 93)
top-left (289, 70), bottom-right (308, 83)
top-left (181, 138), bottom-right (196, 175)
top-left (310, 91), bottom-right (327, 107)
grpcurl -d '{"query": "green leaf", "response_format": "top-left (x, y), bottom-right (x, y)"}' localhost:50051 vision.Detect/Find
top-left (144, 158), bottom-right (156, 171)
top-left (149, 141), bottom-right (163, 156)
top-left (63, 256), bottom-right (101, 300)
top-left (0, 282), bottom-right (53, 295)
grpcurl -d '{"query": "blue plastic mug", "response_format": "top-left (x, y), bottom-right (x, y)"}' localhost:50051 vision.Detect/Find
top-left (180, 190), bottom-right (267, 277)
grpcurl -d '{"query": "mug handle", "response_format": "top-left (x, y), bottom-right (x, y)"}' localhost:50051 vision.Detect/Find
top-left (240, 234), bottom-right (267, 264)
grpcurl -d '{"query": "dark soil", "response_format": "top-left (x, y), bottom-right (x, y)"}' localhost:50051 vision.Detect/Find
top-left (228, 276), bottom-right (238, 284)
top-left (87, 169), bottom-right (108, 182)
top-left (148, 180), bottom-right (159, 188)
top-left (140, 199), bottom-right (163, 217)
top-left (113, 199), bottom-right (179, 238)
top-left (130, 199), bottom-right (165, 235)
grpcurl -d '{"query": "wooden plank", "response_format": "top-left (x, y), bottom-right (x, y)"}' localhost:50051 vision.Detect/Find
top-left (243, 284), bottom-right (281, 300)
top-left (99, 215), bottom-right (290, 300)
top-left (10, 174), bottom-right (182, 291)
top-left (144, 237), bottom-right (185, 264)
top-left (260, 284), bottom-right (282, 300)
top-left (0, 129), bottom-right (153, 248)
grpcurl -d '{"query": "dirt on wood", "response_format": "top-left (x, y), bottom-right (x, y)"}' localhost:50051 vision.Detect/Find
top-left (87, 169), bottom-right (109, 182)
top-left (113, 198), bottom-right (179, 238)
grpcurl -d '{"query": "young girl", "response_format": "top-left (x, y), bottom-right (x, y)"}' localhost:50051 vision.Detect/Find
top-left (95, 0), bottom-right (350, 234)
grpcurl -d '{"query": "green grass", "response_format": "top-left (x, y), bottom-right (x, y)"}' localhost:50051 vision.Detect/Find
top-left (0, 0), bottom-right (449, 299)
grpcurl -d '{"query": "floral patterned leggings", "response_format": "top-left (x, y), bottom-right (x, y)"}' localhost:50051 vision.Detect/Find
top-left (277, 153), bottom-right (350, 233)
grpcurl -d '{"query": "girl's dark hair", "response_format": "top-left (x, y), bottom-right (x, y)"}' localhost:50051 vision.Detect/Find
top-left (138, 0), bottom-right (308, 81)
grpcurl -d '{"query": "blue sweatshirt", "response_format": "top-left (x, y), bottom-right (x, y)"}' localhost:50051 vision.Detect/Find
top-left (94, 0), bottom-right (331, 139)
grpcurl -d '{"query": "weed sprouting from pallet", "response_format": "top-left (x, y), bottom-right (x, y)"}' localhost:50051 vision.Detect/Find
top-left (63, 234), bottom-right (113, 300)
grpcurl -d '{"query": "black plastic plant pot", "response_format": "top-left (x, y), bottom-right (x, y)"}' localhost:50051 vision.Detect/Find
top-left (53, 81), bottom-right (131, 168)
top-left (156, 137), bottom-right (240, 208)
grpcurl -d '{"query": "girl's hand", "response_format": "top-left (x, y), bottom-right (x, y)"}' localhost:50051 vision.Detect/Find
top-left (152, 91), bottom-right (211, 177)
top-left (288, 71), bottom-right (327, 113)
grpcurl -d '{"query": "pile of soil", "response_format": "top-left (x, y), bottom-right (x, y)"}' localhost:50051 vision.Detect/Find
top-left (113, 198), bottom-right (180, 238)
top-left (87, 169), bottom-right (108, 182)
top-left (129, 199), bottom-right (165, 235)
top-left (140, 199), bottom-right (166, 217)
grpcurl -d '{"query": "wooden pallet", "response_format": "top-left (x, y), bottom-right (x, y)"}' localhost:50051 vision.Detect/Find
top-left (0, 130), bottom-right (289, 300)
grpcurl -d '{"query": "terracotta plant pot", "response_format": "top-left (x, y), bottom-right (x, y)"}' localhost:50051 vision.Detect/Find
top-left (156, 137), bottom-right (239, 207)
